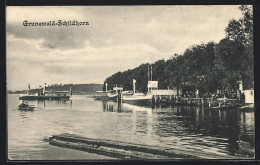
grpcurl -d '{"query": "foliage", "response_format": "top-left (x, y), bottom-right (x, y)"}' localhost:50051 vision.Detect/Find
top-left (225, 5), bottom-right (253, 89)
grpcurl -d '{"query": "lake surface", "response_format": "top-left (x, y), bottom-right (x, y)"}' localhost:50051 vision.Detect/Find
top-left (8, 94), bottom-right (255, 160)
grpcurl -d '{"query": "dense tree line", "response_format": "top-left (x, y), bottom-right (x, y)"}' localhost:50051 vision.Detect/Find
top-left (103, 5), bottom-right (253, 95)
top-left (11, 84), bottom-right (103, 95)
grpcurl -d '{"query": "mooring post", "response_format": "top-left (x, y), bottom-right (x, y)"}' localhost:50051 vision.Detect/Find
top-left (117, 90), bottom-right (122, 104)
top-left (152, 95), bottom-right (156, 106)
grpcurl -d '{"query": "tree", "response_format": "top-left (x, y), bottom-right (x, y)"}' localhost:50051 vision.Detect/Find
top-left (225, 5), bottom-right (253, 89)
top-left (214, 38), bottom-right (245, 89)
top-left (226, 5), bottom-right (253, 45)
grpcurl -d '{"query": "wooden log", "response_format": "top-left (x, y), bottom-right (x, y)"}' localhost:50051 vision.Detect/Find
top-left (49, 139), bottom-right (160, 159)
top-left (46, 133), bottom-right (240, 159)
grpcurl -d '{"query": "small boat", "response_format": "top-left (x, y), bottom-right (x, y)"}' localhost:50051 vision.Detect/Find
top-left (94, 90), bottom-right (118, 101)
top-left (239, 104), bottom-right (254, 111)
top-left (121, 78), bottom-right (153, 107)
top-left (204, 103), bottom-right (239, 111)
top-left (18, 103), bottom-right (36, 111)
top-left (85, 95), bottom-right (95, 98)
top-left (122, 92), bottom-right (153, 107)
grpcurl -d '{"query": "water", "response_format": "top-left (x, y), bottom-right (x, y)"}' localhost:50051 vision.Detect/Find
top-left (8, 94), bottom-right (255, 160)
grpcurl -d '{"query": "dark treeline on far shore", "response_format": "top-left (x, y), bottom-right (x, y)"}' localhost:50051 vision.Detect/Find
top-left (9, 84), bottom-right (103, 95)
top-left (103, 5), bottom-right (253, 95)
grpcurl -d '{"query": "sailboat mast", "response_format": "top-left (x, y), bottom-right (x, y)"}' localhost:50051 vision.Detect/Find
top-left (148, 65), bottom-right (150, 81)
top-left (151, 65), bottom-right (153, 81)
top-left (27, 83), bottom-right (30, 94)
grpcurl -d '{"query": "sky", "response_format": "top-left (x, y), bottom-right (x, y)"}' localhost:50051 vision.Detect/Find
top-left (6, 5), bottom-right (243, 91)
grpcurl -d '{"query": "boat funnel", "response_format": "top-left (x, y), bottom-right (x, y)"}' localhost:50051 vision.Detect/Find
top-left (133, 79), bottom-right (136, 94)
top-left (70, 86), bottom-right (72, 97)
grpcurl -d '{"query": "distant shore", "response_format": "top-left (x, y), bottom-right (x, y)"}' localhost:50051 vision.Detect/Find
top-left (8, 83), bottom-right (103, 95)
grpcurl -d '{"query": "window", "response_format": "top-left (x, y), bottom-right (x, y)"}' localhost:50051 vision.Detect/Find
top-left (250, 91), bottom-right (253, 95)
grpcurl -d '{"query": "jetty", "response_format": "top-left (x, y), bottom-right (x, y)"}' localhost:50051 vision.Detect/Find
top-left (45, 133), bottom-right (239, 159)
top-left (152, 95), bottom-right (239, 107)
top-left (100, 68), bottom-right (254, 110)
top-left (115, 78), bottom-right (244, 109)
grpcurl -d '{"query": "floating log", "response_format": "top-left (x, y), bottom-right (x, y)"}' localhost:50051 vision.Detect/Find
top-left (46, 133), bottom-right (239, 159)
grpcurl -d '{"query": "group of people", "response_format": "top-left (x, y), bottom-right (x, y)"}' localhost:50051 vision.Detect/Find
top-left (19, 101), bottom-right (29, 108)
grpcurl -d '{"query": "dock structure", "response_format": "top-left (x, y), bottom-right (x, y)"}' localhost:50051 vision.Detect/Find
top-left (46, 133), bottom-right (239, 159)
top-left (152, 93), bottom-right (239, 108)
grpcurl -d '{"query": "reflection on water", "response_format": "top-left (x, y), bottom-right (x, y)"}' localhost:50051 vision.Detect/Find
top-left (101, 100), bottom-right (254, 157)
top-left (19, 99), bottom-right (72, 109)
top-left (8, 95), bottom-right (254, 159)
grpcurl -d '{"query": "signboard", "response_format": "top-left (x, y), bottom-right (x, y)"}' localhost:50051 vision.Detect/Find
top-left (147, 81), bottom-right (158, 88)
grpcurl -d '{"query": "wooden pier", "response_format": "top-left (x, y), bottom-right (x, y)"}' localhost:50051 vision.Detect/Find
top-left (45, 133), bottom-right (239, 159)
top-left (152, 95), bottom-right (239, 108)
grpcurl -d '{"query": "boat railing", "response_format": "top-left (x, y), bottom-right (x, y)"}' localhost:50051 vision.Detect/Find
top-left (95, 90), bottom-right (116, 96)
top-left (19, 93), bottom-right (38, 97)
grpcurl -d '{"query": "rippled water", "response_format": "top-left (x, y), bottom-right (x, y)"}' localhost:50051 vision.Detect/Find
top-left (8, 94), bottom-right (255, 160)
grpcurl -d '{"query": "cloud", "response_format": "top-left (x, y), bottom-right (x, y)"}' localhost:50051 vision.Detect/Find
top-left (7, 6), bottom-right (242, 52)
top-left (7, 33), bottom-right (168, 90)
top-left (7, 24), bottom-right (92, 50)
top-left (6, 5), bottom-right (243, 90)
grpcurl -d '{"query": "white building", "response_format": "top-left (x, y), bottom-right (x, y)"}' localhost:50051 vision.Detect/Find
top-left (238, 81), bottom-right (254, 104)
top-left (243, 89), bottom-right (254, 104)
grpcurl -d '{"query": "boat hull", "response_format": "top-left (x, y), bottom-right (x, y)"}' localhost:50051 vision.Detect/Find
top-left (94, 94), bottom-right (118, 101)
top-left (18, 106), bottom-right (35, 111)
top-left (122, 95), bottom-right (152, 107)
top-left (19, 95), bottom-right (70, 100)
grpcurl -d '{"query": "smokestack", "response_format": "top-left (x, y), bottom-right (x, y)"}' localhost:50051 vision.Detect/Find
top-left (43, 83), bottom-right (46, 95)
top-left (27, 83), bottom-right (30, 94)
top-left (133, 79), bottom-right (136, 94)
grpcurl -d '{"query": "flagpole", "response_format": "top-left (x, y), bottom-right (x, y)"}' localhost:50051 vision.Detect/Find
top-left (27, 83), bottom-right (30, 94)
top-left (133, 79), bottom-right (136, 94)
top-left (148, 65), bottom-right (150, 82)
